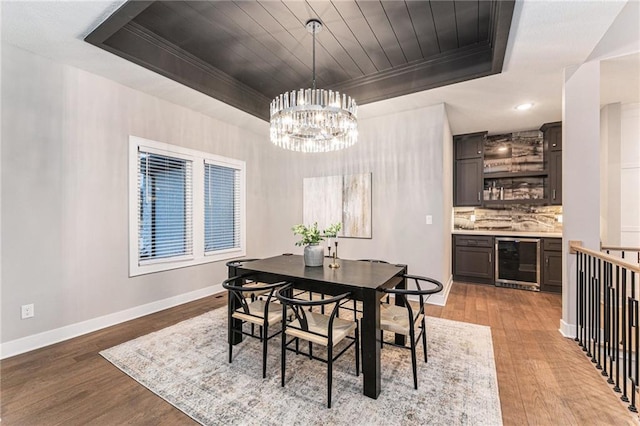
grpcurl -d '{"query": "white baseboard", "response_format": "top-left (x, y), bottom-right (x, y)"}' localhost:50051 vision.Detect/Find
top-left (559, 319), bottom-right (577, 338)
top-left (0, 284), bottom-right (224, 359)
top-left (428, 275), bottom-right (452, 307)
top-left (405, 275), bottom-right (452, 307)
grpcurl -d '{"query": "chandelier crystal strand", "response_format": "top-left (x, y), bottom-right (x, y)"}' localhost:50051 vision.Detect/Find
top-left (269, 19), bottom-right (358, 153)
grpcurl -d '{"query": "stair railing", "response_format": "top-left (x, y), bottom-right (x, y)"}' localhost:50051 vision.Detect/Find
top-left (570, 241), bottom-right (640, 413)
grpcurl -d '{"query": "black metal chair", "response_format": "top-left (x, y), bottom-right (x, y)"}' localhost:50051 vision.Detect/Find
top-left (380, 274), bottom-right (443, 389)
top-left (222, 274), bottom-right (288, 378)
top-left (276, 284), bottom-right (360, 408)
top-left (225, 259), bottom-right (272, 298)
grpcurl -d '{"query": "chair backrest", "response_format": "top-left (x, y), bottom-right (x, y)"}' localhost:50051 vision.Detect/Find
top-left (383, 274), bottom-right (444, 323)
top-left (276, 284), bottom-right (351, 347)
top-left (222, 274), bottom-right (285, 319)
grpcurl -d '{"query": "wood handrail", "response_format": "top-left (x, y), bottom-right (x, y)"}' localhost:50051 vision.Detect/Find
top-left (570, 241), bottom-right (640, 273)
top-left (600, 244), bottom-right (640, 252)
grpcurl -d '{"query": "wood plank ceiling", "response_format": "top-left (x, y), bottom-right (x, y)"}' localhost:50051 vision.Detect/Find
top-left (86, 1), bottom-right (515, 121)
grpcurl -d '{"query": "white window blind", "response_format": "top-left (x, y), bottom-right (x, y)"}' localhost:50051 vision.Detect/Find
top-left (137, 150), bottom-right (193, 263)
top-left (129, 136), bottom-right (245, 276)
top-left (205, 162), bottom-right (240, 253)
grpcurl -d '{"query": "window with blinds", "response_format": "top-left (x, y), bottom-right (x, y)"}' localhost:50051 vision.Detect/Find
top-left (129, 136), bottom-right (246, 276)
top-left (138, 151), bottom-right (193, 262)
top-left (205, 163), bottom-right (240, 253)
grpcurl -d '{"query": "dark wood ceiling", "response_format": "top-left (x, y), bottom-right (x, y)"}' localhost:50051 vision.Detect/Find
top-left (86, 1), bottom-right (515, 121)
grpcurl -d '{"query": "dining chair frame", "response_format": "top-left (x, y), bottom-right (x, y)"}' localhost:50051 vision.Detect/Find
top-left (381, 274), bottom-right (443, 389)
top-left (276, 284), bottom-right (360, 408)
top-left (222, 274), bottom-right (288, 378)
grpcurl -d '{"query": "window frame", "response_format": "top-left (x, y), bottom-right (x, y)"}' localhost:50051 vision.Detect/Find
top-left (129, 136), bottom-right (246, 277)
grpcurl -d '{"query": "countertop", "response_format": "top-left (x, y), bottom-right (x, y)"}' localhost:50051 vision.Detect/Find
top-left (452, 230), bottom-right (562, 238)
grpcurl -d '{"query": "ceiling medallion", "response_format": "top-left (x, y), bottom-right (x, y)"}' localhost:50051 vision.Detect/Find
top-left (269, 19), bottom-right (358, 153)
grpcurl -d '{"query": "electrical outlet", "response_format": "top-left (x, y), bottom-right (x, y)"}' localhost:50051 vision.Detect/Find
top-left (21, 304), bottom-right (34, 319)
top-left (425, 215), bottom-right (433, 225)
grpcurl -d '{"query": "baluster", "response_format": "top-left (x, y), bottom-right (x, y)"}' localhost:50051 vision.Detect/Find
top-left (614, 265), bottom-right (622, 393)
top-left (631, 272), bottom-right (639, 412)
top-left (587, 256), bottom-right (596, 363)
top-left (576, 252), bottom-right (582, 344)
top-left (580, 252), bottom-right (586, 348)
top-left (622, 268), bottom-right (629, 402)
top-left (603, 261), bottom-right (611, 379)
top-left (591, 258), bottom-right (602, 370)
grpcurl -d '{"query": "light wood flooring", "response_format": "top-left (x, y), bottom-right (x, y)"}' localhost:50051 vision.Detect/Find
top-left (1, 282), bottom-right (637, 425)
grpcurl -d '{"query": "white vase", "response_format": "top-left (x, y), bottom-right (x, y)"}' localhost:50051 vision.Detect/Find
top-left (303, 244), bottom-right (324, 267)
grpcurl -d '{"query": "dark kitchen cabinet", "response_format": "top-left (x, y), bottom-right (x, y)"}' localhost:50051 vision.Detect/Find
top-left (454, 132), bottom-right (485, 206)
top-left (541, 238), bottom-right (562, 292)
top-left (453, 235), bottom-right (494, 284)
top-left (548, 150), bottom-right (562, 205)
top-left (541, 122), bottom-right (562, 151)
top-left (542, 122), bottom-right (562, 205)
top-left (455, 158), bottom-right (483, 206)
top-left (455, 132), bottom-right (486, 160)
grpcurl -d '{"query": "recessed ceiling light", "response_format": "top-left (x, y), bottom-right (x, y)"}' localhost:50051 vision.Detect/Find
top-left (515, 103), bottom-right (534, 111)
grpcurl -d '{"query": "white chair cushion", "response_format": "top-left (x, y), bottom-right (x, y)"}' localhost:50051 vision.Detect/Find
top-left (380, 303), bottom-right (423, 335)
top-left (232, 300), bottom-right (284, 326)
top-left (285, 312), bottom-right (356, 347)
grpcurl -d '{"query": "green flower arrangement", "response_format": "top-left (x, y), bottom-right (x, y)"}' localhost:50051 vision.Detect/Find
top-left (292, 222), bottom-right (342, 246)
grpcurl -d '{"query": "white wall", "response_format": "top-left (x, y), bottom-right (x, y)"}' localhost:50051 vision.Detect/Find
top-left (283, 104), bottom-right (452, 286)
top-left (620, 103), bottom-right (640, 247)
top-left (0, 44), bottom-right (298, 352)
top-left (562, 61), bottom-right (602, 336)
top-left (561, 0), bottom-right (640, 336)
top-left (1, 45), bottom-right (452, 355)
top-left (601, 102), bottom-right (640, 248)
top-left (600, 103), bottom-right (622, 245)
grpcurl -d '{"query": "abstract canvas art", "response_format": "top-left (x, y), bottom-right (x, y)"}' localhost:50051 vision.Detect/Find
top-left (303, 173), bottom-right (372, 238)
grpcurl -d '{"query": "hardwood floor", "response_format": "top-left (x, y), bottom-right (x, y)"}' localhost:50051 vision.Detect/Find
top-left (1, 283), bottom-right (637, 425)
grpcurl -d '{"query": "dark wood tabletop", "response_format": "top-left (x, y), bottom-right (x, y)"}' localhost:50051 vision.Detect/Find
top-left (237, 255), bottom-right (404, 290)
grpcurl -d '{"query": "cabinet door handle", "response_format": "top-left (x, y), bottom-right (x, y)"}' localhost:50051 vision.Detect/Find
top-left (546, 257), bottom-right (549, 266)
top-left (552, 189), bottom-right (556, 200)
top-left (477, 150), bottom-right (481, 154)
top-left (489, 253), bottom-right (492, 263)
top-left (477, 191), bottom-right (481, 201)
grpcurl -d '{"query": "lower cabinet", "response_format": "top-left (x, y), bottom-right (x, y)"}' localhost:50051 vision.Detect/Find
top-left (453, 235), bottom-right (494, 284)
top-left (541, 238), bottom-right (562, 292)
top-left (453, 234), bottom-right (563, 293)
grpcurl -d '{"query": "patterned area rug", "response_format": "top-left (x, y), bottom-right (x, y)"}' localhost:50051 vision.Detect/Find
top-left (100, 307), bottom-right (502, 425)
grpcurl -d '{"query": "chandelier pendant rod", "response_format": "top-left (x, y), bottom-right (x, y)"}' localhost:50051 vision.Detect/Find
top-left (312, 23), bottom-right (316, 91)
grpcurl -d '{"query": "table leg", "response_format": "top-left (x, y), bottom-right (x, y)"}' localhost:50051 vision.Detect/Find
top-left (227, 267), bottom-right (243, 345)
top-left (361, 288), bottom-right (382, 399)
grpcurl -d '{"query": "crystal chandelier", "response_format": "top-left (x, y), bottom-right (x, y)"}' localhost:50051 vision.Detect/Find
top-left (270, 19), bottom-right (358, 153)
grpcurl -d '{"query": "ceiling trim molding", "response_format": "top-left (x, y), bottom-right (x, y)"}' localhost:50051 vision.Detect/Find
top-left (84, 1), bottom-right (154, 45)
top-left (332, 43), bottom-right (494, 105)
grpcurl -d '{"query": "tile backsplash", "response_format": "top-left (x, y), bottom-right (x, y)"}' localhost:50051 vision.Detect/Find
top-left (454, 205), bottom-right (563, 233)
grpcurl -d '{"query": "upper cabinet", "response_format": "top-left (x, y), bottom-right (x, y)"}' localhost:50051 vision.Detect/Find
top-left (455, 132), bottom-right (485, 160)
top-left (454, 132), bottom-right (486, 206)
top-left (541, 122), bottom-right (562, 205)
top-left (541, 122), bottom-right (562, 151)
top-left (453, 123), bottom-right (562, 207)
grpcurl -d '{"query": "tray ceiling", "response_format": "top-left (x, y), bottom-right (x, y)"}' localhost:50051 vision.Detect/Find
top-left (86, 1), bottom-right (515, 121)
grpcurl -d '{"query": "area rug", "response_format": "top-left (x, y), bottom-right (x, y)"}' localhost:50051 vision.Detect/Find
top-left (100, 308), bottom-right (502, 425)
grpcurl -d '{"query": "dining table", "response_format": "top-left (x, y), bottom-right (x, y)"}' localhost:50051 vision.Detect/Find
top-left (227, 254), bottom-right (407, 399)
